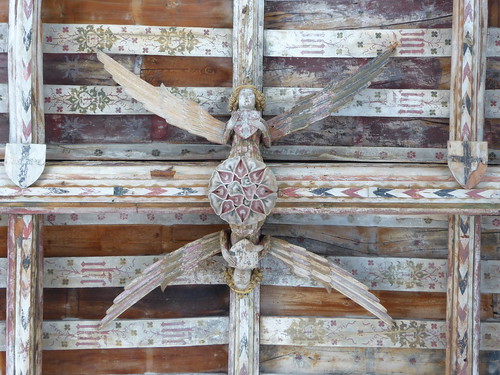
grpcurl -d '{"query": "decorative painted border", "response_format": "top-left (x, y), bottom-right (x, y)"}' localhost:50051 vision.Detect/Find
top-left (2, 84), bottom-right (500, 119)
top-left (261, 318), bottom-right (500, 351)
top-left (2, 24), bottom-right (500, 58)
top-left (0, 318), bottom-right (497, 351)
top-left (0, 255), bottom-right (497, 293)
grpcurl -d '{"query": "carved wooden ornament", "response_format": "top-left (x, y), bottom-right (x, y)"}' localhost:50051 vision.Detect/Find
top-left (447, 141), bottom-right (488, 188)
top-left (5, 143), bottom-right (46, 188)
top-left (209, 156), bottom-right (278, 225)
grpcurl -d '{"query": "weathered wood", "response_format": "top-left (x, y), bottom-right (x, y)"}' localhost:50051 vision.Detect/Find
top-left (260, 346), bottom-right (446, 375)
top-left (100, 231), bottom-right (223, 327)
top-left (7, 215), bottom-right (43, 375)
top-left (264, 0), bottom-right (453, 30)
top-left (1, 254), bottom-right (499, 293)
top-left (446, 216), bottom-right (482, 375)
top-left (260, 317), bottom-right (500, 350)
top-left (5, 0), bottom-right (46, 188)
top-left (448, 0), bottom-right (488, 188)
top-left (0, 163), bottom-right (498, 214)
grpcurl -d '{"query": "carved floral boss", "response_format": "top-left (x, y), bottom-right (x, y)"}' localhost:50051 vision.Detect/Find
top-left (96, 45), bottom-right (396, 328)
top-left (209, 156), bottom-right (277, 225)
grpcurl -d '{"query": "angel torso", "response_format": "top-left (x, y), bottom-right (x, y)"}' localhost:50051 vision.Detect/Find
top-left (228, 110), bottom-right (264, 140)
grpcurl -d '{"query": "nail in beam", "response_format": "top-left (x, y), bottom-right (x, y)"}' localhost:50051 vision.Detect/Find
top-left (6, 0), bottom-right (45, 373)
top-left (446, 0), bottom-right (487, 374)
top-left (228, 0), bottom-right (264, 374)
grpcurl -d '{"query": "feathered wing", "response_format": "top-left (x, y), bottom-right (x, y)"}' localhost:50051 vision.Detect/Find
top-left (100, 231), bottom-right (225, 328)
top-left (97, 51), bottom-right (227, 144)
top-left (267, 44), bottom-right (397, 141)
top-left (268, 237), bottom-right (394, 326)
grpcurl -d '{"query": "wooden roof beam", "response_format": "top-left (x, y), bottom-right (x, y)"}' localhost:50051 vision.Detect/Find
top-left (446, 1), bottom-right (488, 375)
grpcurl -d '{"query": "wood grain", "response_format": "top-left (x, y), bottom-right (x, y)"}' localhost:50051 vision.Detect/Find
top-left (261, 286), bottom-right (493, 320)
top-left (261, 346), bottom-right (446, 375)
top-left (42, 346), bottom-right (228, 374)
top-left (41, 0), bottom-right (232, 28)
top-left (264, 0), bottom-right (453, 30)
top-left (43, 224), bottom-right (227, 256)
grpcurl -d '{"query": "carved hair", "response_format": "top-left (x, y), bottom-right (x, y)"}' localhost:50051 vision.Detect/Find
top-left (228, 85), bottom-right (266, 112)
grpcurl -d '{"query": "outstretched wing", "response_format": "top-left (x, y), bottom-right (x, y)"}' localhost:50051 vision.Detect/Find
top-left (100, 231), bottom-right (225, 327)
top-left (267, 44), bottom-right (397, 141)
top-left (97, 51), bottom-right (227, 144)
top-left (268, 237), bottom-right (393, 326)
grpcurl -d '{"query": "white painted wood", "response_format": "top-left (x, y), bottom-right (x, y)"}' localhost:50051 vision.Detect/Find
top-left (0, 318), bottom-right (496, 351)
top-left (3, 24), bottom-right (500, 58)
top-left (0, 255), bottom-right (497, 292)
top-left (4, 84), bottom-right (500, 119)
top-left (4, 143), bottom-right (46, 188)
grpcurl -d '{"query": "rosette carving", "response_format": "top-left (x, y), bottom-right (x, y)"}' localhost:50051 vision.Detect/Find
top-left (209, 157), bottom-right (278, 225)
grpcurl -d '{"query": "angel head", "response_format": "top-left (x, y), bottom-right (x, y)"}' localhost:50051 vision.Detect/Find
top-left (229, 85), bottom-right (265, 112)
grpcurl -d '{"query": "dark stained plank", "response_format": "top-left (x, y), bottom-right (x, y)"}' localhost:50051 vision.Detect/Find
top-left (272, 116), bottom-right (450, 148)
top-left (480, 351), bottom-right (500, 375)
top-left (43, 285), bottom-right (229, 320)
top-left (489, 0), bottom-right (500, 27)
top-left (142, 56), bottom-right (233, 87)
top-left (41, 0), bottom-right (232, 28)
top-left (45, 114), bottom-right (222, 144)
top-left (261, 286), bottom-right (493, 320)
top-left (264, 57), bottom-right (450, 90)
top-left (0, 225), bottom-right (5, 257)
top-left (42, 346), bottom-right (228, 374)
top-left (43, 54), bottom-right (140, 86)
top-left (43, 224), bottom-right (227, 257)
top-left (0, 113), bottom-right (8, 144)
top-left (264, 0), bottom-right (453, 30)
top-left (269, 226), bottom-right (450, 259)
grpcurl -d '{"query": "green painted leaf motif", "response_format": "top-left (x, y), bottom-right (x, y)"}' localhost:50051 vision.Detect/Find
top-left (67, 86), bottom-right (112, 114)
top-left (157, 27), bottom-right (200, 55)
top-left (75, 25), bottom-right (118, 52)
top-left (387, 321), bottom-right (430, 348)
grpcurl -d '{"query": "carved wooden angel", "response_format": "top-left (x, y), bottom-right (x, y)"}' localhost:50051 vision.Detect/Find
top-left (97, 45), bottom-right (396, 328)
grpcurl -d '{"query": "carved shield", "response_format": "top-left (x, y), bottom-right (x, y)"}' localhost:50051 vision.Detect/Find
top-left (447, 141), bottom-right (488, 189)
top-left (4, 143), bottom-right (46, 188)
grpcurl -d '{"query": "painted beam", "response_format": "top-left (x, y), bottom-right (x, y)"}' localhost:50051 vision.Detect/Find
top-left (446, 216), bottom-right (482, 375)
top-left (0, 163), bottom-right (498, 214)
top-left (227, 0), bottom-right (265, 372)
top-left (0, 255), bottom-right (498, 293)
top-left (0, 318), bottom-right (497, 351)
top-left (6, 24), bottom-right (500, 57)
top-left (6, 85), bottom-right (500, 120)
top-left (4, 144), bottom-right (500, 166)
top-left (448, 0), bottom-right (488, 188)
top-left (6, 215), bottom-right (43, 375)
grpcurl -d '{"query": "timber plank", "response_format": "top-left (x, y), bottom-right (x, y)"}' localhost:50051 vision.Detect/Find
top-left (43, 285), bottom-right (229, 320)
top-left (142, 56), bottom-right (233, 87)
top-left (260, 346), bottom-right (446, 375)
top-left (264, 0), bottom-right (453, 30)
top-left (43, 224), bottom-right (228, 256)
top-left (41, 0), bottom-right (232, 28)
top-left (42, 346), bottom-right (228, 374)
top-left (43, 53), bottom-right (140, 86)
top-left (264, 57), bottom-right (450, 90)
top-left (261, 286), bottom-right (493, 320)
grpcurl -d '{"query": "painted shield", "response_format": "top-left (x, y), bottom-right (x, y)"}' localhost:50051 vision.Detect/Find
top-left (447, 141), bottom-right (488, 189)
top-left (4, 143), bottom-right (46, 188)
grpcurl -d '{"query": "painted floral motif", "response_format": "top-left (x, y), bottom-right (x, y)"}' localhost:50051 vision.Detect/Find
top-left (387, 321), bottom-right (431, 348)
top-left (75, 25), bottom-right (118, 52)
top-left (208, 157), bottom-right (278, 225)
top-left (66, 86), bottom-right (112, 113)
top-left (157, 27), bottom-right (199, 55)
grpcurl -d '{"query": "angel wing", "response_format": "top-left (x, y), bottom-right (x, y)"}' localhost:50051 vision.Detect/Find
top-left (267, 237), bottom-right (393, 326)
top-left (97, 51), bottom-right (226, 144)
top-left (267, 44), bottom-right (397, 141)
top-left (100, 231), bottom-right (225, 328)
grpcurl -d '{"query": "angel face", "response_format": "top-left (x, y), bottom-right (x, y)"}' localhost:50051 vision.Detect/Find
top-left (238, 88), bottom-right (256, 110)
